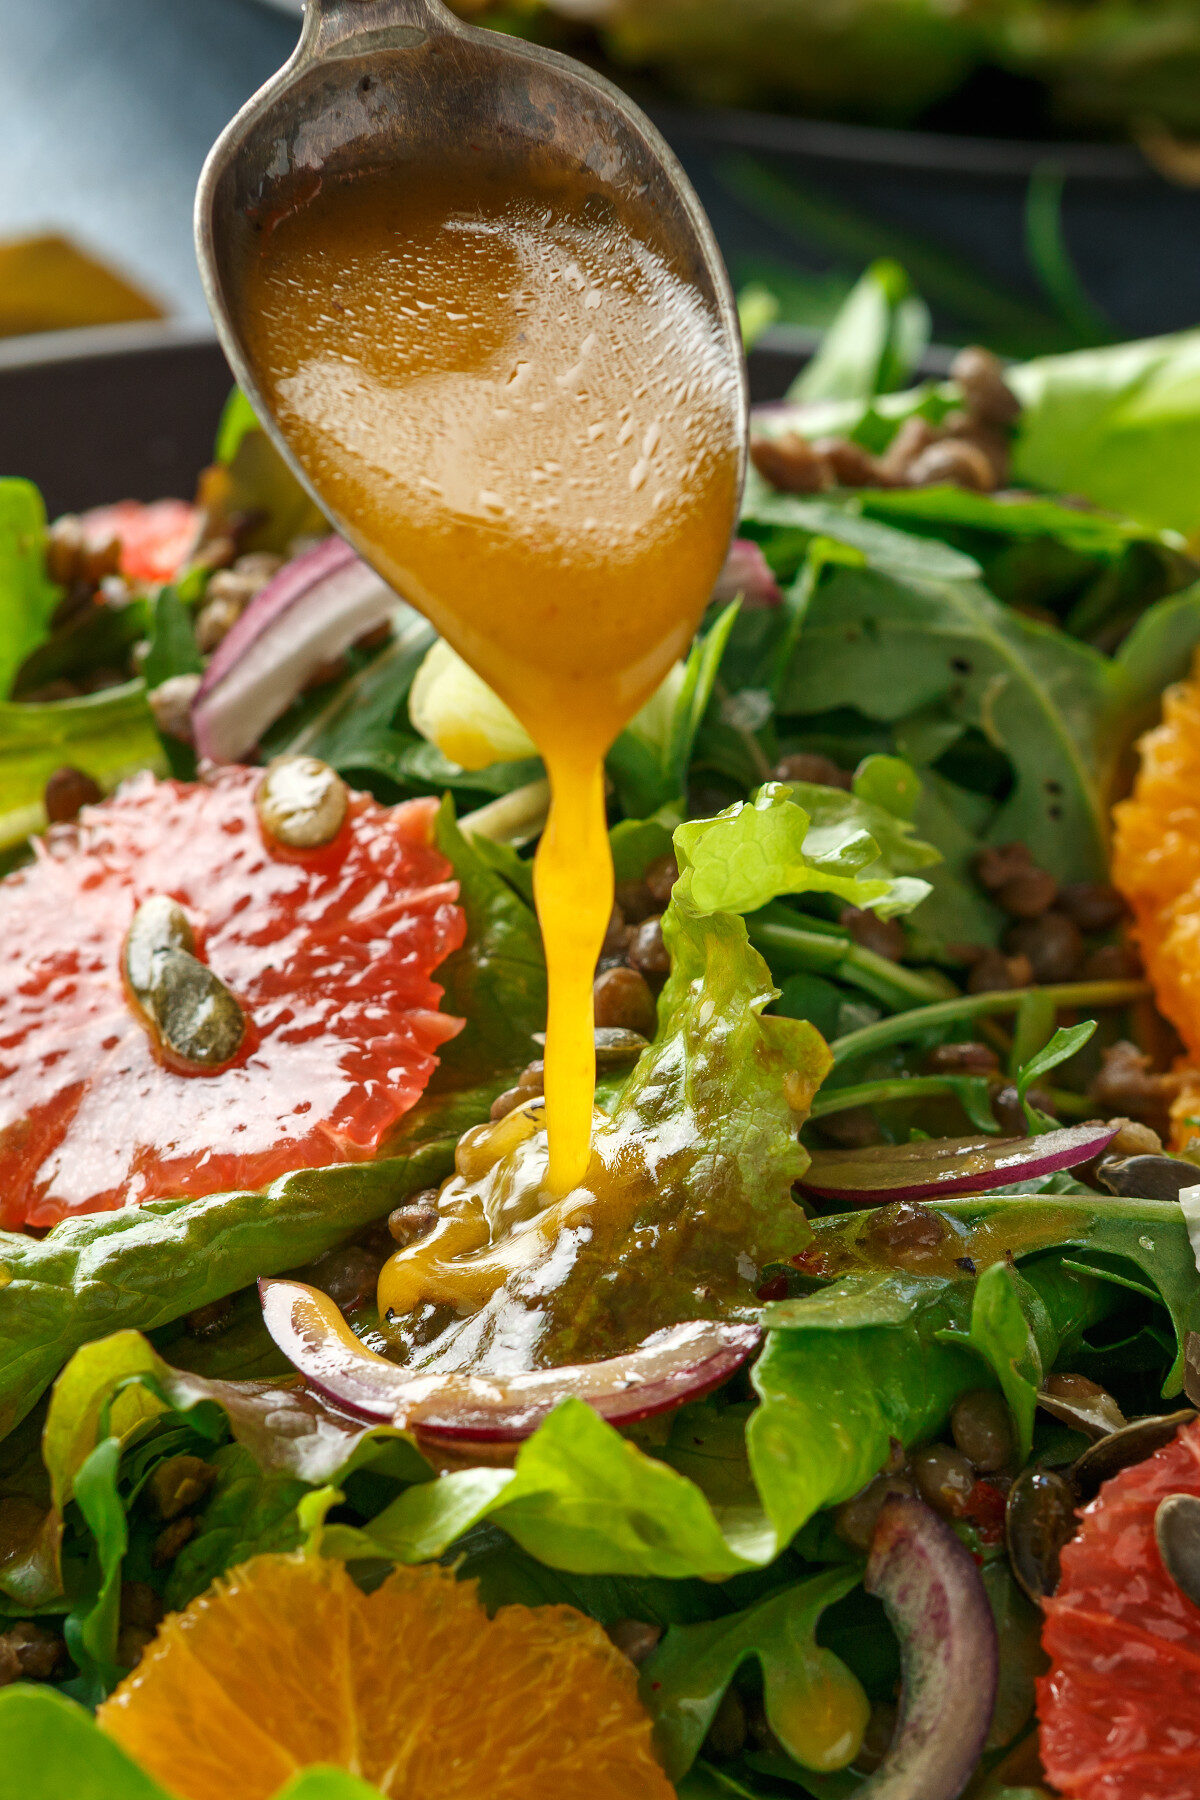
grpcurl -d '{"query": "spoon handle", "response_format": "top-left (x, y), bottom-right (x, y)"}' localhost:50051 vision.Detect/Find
top-left (303, 0), bottom-right (460, 55)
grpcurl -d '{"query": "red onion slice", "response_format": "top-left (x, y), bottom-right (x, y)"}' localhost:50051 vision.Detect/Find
top-left (192, 536), bottom-right (397, 762)
top-left (259, 1278), bottom-right (761, 1444)
top-left (712, 537), bottom-right (783, 609)
top-left (858, 1494), bottom-right (998, 1799)
top-left (799, 1122), bottom-right (1115, 1204)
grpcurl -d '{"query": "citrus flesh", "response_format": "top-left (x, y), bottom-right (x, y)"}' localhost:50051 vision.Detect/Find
top-left (1038, 1414), bottom-right (1200, 1799)
top-left (1111, 653), bottom-right (1200, 1145)
top-left (0, 768), bottom-right (465, 1224)
top-left (79, 500), bottom-right (202, 584)
top-left (97, 1553), bottom-right (674, 1800)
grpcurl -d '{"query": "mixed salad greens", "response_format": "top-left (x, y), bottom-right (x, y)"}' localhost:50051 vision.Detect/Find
top-left (453, 0), bottom-right (1200, 138)
top-left (4, 265), bottom-right (1200, 1796)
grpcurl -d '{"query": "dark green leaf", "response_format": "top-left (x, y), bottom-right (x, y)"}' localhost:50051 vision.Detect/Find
top-left (140, 586), bottom-right (202, 691)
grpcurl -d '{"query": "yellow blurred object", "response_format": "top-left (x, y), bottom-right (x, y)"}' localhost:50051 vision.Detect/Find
top-left (0, 234), bottom-right (163, 338)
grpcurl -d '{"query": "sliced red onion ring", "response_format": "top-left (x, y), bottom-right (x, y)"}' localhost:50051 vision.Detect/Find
top-left (259, 1278), bottom-right (761, 1444)
top-left (799, 1122), bottom-right (1115, 1204)
top-left (192, 536), bottom-right (397, 762)
top-left (712, 537), bottom-right (783, 609)
top-left (859, 1494), bottom-right (998, 1800)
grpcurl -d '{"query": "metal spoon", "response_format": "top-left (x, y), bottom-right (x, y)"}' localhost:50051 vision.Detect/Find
top-left (194, 0), bottom-right (746, 512)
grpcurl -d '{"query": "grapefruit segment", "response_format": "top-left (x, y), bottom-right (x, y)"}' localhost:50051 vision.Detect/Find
top-left (78, 499), bottom-right (202, 584)
top-left (0, 767), bottom-right (465, 1224)
top-left (1038, 1414), bottom-right (1200, 1798)
top-left (97, 1554), bottom-right (673, 1800)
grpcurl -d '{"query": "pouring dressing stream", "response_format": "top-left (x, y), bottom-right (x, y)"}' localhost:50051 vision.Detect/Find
top-left (196, 0), bottom-right (745, 1213)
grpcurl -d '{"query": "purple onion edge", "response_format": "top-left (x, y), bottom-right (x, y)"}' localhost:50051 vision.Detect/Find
top-left (860, 1493), bottom-right (999, 1800)
top-left (259, 1278), bottom-right (762, 1443)
top-left (799, 1122), bottom-right (1117, 1204)
top-left (195, 534), bottom-right (358, 705)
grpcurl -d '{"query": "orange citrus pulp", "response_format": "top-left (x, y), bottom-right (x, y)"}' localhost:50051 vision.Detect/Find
top-left (1111, 650), bottom-right (1200, 1145)
top-left (97, 1553), bottom-right (673, 1800)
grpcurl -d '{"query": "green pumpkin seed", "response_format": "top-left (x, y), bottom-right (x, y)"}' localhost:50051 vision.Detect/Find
top-left (124, 895), bottom-right (195, 1000)
top-left (146, 948), bottom-right (246, 1069)
top-left (256, 756), bottom-right (348, 849)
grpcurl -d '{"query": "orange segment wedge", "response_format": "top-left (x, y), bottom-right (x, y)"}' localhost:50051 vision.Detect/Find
top-left (97, 1554), bottom-right (673, 1800)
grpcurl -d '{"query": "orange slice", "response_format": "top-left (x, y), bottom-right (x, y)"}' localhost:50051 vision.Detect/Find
top-left (97, 1554), bottom-right (673, 1800)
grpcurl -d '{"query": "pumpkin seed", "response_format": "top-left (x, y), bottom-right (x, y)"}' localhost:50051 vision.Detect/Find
top-left (1073, 1409), bottom-right (1197, 1501)
top-left (1096, 1153), bottom-right (1200, 1202)
top-left (1037, 1372), bottom-right (1125, 1441)
top-left (1155, 1493), bottom-right (1200, 1608)
top-left (123, 895), bottom-right (194, 1001)
top-left (1005, 1465), bottom-right (1078, 1602)
top-left (256, 756), bottom-right (348, 849)
top-left (146, 948), bottom-right (246, 1069)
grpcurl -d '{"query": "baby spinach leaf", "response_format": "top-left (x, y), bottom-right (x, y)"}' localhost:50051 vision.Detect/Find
top-left (641, 1567), bottom-right (867, 1779)
top-left (0, 481), bottom-right (60, 702)
top-left (0, 683), bottom-right (165, 851)
top-left (743, 486), bottom-right (981, 585)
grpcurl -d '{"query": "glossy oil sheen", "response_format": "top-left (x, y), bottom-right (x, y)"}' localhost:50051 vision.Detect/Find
top-left (239, 164), bottom-right (741, 1193)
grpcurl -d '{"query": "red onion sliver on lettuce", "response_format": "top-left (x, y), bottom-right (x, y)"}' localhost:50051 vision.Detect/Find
top-left (858, 1494), bottom-right (998, 1799)
top-left (192, 537), bottom-right (397, 761)
top-left (712, 537), bottom-right (783, 609)
top-left (799, 1123), bottom-right (1116, 1204)
top-left (259, 1277), bottom-right (761, 1443)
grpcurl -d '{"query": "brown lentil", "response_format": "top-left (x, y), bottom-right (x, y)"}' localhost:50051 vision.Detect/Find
top-left (1004, 912), bottom-right (1085, 983)
top-left (120, 1580), bottom-right (165, 1634)
top-left (604, 1619), bottom-right (662, 1665)
top-left (974, 842), bottom-right (1034, 893)
top-left (151, 1516), bottom-right (197, 1567)
top-left (839, 906), bottom-right (906, 962)
top-left (489, 1086), bottom-right (526, 1121)
top-left (878, 416), bottom-right (939, 482)
top-left (966, 950), bottom-right (1034, 994)
top-left (951, 346), bottom-right (1022, 428)
top-left (771, 752), bottom-right (854, 790)
top-left (643, 854), bottom-right (679, 908)
top-left (600, 903), bottom-right (632, 959)
top-left (834, 1471), bottom-right (917, 1551)
top-left (995, 866), bottom-right (1058, 920)
top-left (614, 878), bottom-right (656, 923)
top-left (950, 1389), bottom-right (1014, 1473)
top-left (1080, 942), bottom-right (1143, 982)
top-left (905, 438), bottom-right (997, 492)
top-left (910, 1443), bottom-right (978, 1517)
top-left (1057, 881), bottom-right (1127, 934)
top-left (43, 764), bottom-right (102, 824)
top-left (593, 966), bottom-right (658, 1037)
top-left (628, 916), bottom-right (670, 977)
top-left (387, 1197), bottom-right (440, 1245)
top-left (861, 1200), bottom-right (950, 1259)
top-left (812, 435), bottom-right (881, 487)
top-left (1089, 1040), bottom-right (1181, 1122)
top-left (925, 1040), bottom-right (1000, 1076)
top-left (817, 1105), bottom-right (883, 1149)
top-left (149, 1455), bottom-right (216, 1521)
top-left (1103, 1116), bottom-right (1164, 1156)
top-left (750, 432), bottom-right (831, 495)
top-left (0, 1621), bottom-right (65, 1686)
top-left (147, 672), bottom-right (202, 742)
top-left (116, 1625), bottom-right (157, 1670)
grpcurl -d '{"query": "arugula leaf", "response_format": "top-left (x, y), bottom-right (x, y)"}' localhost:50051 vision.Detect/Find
top-left (140, 586), bottom-right (202, 691)
top-left (1015, 1020), bottom-right (1096, 1130)
top-left (673, 782), bottom-right (932, 921)
top-left (0, 481), bottom-right (60, 702)
top-left (0, 682), bottom-right (165, 851)
top-left (743, 486), bottom-right (982, 585)
top-left (786, 259), bottom-right (930, 405)
top-left (641, 1568), bottom-right (868, 1779)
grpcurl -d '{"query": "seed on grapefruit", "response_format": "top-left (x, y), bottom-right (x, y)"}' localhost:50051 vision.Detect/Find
top-left (0, 766), bottom-right (465, 1225)
top-left (1038, 1414), bottom-right (1200, 1799)
top-left (97, 1553), bottom-right (673, 1800)
top-left (78, 499), bottom-right (202, 584)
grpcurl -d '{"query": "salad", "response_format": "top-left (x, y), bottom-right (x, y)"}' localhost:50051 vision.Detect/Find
top-left (1, 264), bottom-right (1200, 1799)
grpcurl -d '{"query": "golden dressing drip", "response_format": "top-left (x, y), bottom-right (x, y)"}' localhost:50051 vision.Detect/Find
top-left (239, 165), bottom-right (741, 1194)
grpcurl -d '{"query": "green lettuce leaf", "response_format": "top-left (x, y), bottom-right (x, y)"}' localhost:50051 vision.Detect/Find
top-left (0, 1686), bottom-right (171, 1799)
top-left (0, 683), bottom-right (165, 851)
top-left (0, 480), bottom-right (60, 702)
top-left (1010, 329), bottom-right (1200, 537)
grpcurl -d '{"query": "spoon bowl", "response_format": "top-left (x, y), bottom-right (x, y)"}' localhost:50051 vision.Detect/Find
top-left (194, 0), bottom-right (747, 513)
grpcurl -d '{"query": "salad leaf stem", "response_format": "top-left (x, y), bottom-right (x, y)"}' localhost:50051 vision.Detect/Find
top-left (810, 1074), bottom-right (999, 1133)
top-left (750, 919), bottom-right (950, 1009)
top-left (829, 979), bottom-right (1148, 1067)
top-left (457, 778), bottom-right (551, 846)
